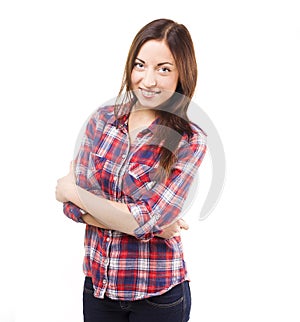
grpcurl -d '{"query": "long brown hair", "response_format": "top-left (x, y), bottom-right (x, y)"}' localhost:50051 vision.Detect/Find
top-left (115, 18), bottom-right (198, 181)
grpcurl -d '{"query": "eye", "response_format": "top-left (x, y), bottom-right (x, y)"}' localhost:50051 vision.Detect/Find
top-left (158, 66), bottom-right (171, 74)
top-left (133, 62), bottom-right (145, 70)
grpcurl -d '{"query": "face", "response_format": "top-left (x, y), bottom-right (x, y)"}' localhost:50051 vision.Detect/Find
top-left (131, 40), bottom-right (179, 109)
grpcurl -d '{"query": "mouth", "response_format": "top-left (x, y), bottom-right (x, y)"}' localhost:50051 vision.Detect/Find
top-left (139, 88), bottom-right (161, 98)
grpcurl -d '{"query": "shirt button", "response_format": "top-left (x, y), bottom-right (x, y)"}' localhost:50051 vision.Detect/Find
top-left (114, 176), bottom-right (118, 181)
top-left (122, 154), bottom-right (126, 159)
top-left (104, 259), bottom-right (109, 265)
top-left (106, 237), bottom-right (110, 242)
top-left (103, 279), bottom-right (107, 285)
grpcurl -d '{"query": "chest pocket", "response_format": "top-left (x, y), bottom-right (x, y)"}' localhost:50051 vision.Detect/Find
top-left (122, 162), bottom-right (157, 200)
top-left (87, 153), bottom-right (112, 193)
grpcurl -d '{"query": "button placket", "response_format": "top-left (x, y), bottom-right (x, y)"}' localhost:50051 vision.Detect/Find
top-left (114, 144), bottom-right (130, 199)
top-left (101, 230), bottom-right (112, 293)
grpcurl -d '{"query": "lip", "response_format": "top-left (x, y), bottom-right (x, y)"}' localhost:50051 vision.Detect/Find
top-left (139, 88), bottom-right (161, 98)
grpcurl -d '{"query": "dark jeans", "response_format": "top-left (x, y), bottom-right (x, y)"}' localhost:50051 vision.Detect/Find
top-left (83, 277), bottom-right (191, 322)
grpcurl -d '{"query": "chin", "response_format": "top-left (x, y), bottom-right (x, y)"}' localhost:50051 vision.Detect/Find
top-left (137, 95), bottom-right (173, 110)
top-left (136, 97), bottom-right (160, 109)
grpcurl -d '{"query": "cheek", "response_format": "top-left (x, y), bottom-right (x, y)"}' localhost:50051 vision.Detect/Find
top-left (131, 71), bottom-right (141, 87)
top-left (163, 76), bottom-right (178, 91)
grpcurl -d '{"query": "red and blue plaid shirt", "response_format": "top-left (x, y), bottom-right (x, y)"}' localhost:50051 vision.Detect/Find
top-left (63, 105), bottom-right (207, 301)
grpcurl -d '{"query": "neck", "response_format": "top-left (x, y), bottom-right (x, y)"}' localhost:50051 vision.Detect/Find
top-left (128, 106), bottom-right (156, 142)
top-left (130, 104), bottom-right (156, 123)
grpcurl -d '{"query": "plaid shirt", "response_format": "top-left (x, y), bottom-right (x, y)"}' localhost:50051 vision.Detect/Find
top-left (63, 105), bottom-right (207, 301)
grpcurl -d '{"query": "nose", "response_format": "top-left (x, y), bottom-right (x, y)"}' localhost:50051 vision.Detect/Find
top-left (143, 69), bottom-right (157, 88)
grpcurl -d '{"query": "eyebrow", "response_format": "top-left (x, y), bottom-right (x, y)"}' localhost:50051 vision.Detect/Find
top-left (136, 57), bottom-right (174, 66)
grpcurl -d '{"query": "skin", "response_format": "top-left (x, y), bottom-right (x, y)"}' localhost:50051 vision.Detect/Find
top-left (131, 39), bottom-right (179, 110)
top-left (55, 40), bottom-right (189, 239)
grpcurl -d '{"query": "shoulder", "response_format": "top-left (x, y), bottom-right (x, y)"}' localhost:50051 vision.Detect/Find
top-left (84, 105), bottom-right (116, 137)
top-left (174, 123), bottom-right (207, 162)
top-left (179, 122), bottom-right (207, 150)
top-left (92, 105), bottom-right (116, 124)
top-left (189, 122), bottom-right (207, 145)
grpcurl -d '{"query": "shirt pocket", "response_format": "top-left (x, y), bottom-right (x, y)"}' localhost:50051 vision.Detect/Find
top-left (87, 153), bottom-right (108, 192)
top-left (122, 162), bottom-right (157, 200)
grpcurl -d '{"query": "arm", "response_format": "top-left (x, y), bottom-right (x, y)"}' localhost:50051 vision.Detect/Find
top-left (80, 213), bottom-right (188, 239)
top-left (57, 171), bottom-right (160, 235)
top-left (56, 106), bottom-right (144, 231)
top-left (81, 213), bottom-right (108, 228)
top-left (126, 131), bottom-right (207, 239)
top-left (56, 130), bottom-right (206, 239)
top-left (57, 170), bottom-right (188, 237)
top-left (62, 107), bottom-right (102, 223)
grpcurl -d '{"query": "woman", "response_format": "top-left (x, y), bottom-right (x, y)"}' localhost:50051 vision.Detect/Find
top-left (56, 18), bottom-right (207, 322)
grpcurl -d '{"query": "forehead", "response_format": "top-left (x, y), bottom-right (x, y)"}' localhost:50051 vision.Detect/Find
top-left (137, 40), bottom-right (175, 64)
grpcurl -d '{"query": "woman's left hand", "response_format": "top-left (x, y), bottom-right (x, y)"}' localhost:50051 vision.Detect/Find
top-left (156, 218), bottom-right (189, 239)
top-left (55, 162), bottom-right (76, 203)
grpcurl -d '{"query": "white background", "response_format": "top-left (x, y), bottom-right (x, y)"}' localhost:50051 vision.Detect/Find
top-left (1, 0), bottom-right (299, 321)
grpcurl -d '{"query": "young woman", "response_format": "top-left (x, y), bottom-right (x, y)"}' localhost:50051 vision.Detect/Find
top-left (56, 18), bottom-right (207, 322)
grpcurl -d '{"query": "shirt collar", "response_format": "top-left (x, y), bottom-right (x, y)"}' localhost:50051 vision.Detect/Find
top-left (113, 109), bottom-right (160, 136)
top-left (111, 113), bottom-right (128, 134)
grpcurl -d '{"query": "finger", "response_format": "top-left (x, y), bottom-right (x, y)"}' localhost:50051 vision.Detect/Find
top-left (179, 219), bottom-right (189, 230)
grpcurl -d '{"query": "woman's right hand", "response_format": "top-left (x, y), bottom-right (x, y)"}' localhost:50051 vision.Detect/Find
top-left (156, 219), bottom-right (189, 239)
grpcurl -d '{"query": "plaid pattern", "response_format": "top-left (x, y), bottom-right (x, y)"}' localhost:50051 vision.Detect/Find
top-left (63, 105), bottom-right (207, 300)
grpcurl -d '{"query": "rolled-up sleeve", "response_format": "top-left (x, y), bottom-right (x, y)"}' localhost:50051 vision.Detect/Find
top-left (63, 202), bottom-right (85, 223)
top-left (128, 129), bottom-right (207, 240)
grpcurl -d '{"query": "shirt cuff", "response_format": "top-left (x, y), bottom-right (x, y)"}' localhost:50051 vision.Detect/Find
top-left (63, 202), bottom-right (85, 223)
top-left (128, 203), bottom-right (162, 240)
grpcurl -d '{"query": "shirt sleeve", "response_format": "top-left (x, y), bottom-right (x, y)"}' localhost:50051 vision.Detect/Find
top-left (62, 108), bottom-right (99, 223)
top-left (127, 129), bottom-right (207, 240)
top-left (63, 202), bottom-right (85, 223)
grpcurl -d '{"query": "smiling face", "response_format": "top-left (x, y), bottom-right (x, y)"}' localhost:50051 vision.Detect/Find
top-left (131, 39), bottom-right (179, 109)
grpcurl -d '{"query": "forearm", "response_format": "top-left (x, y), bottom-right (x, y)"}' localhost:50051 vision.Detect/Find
top-left (82, 213), bottom-right (109, 228)
top-left (70, 185), bottom-right (140, 236)
top-left (56, 169), bottom-right (185, 238)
